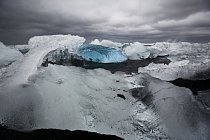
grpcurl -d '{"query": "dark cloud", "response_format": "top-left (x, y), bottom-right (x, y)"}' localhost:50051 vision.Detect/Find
top-left (0, 0), bottom-right (210, 44)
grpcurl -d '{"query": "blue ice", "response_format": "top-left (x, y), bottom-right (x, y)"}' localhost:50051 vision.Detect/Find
top-left (77, 44), bottom-right (128, 63)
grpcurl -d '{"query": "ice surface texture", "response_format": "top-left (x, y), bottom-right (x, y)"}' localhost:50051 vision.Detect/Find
top-left (91, 39), bottom-right (124, 49)
top-left (0, 42), bottom-right (23, 67)
top-left (1, 35), bottom-right (210, 140)
top-left (124, 42), bottom-right (151, 60)
top-left (127, 74), bottom-right (210, 140)
top-left (91, 39), bottom-right (169, 60)
top-left (77, 44), bottom-right (127, 63)
top-left (138, 42), bottom-right (210, 80)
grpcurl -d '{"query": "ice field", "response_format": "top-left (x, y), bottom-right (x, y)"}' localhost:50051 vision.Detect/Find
top-left (0, 35), bottom-right (210, 140)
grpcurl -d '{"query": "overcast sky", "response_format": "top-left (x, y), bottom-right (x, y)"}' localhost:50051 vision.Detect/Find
top-left (0, 0), bottom-right (210, 44)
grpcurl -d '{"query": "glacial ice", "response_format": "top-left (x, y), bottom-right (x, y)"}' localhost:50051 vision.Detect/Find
top-left (29, 34), bottom-right (85, 52)
top-left (91, 39), bottom-right (125, 49)
top-left (138, 42), bottom-right (210, 80)
top-left (0, 42), bottom-right (23, 67)
top-left (1, 35), bottom-right (210, 140)
top-left (7, 35), bottom-right (85, 86)
top-left (127, 74), bottom-right (210, 140)
top-left (1, 64), bottom-right (168, 139)
top-left (124, 42), bottom-right (151, 60)
top-left (138, 59), bottom-right (210, 81)
top-left (8, 45), bottom-right (30, 54)
top-left (77, 44), bottom-right (128, 63)
top-left (90, 39), bottom-right (170, 60)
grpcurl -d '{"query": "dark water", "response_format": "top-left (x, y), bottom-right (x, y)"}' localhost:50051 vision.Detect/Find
top-left (81, 57), bottom-right (171, 74)
top-left (170, 78), bottom-right (210, 95)
top-left (0, 124), bottom-right (123, 140)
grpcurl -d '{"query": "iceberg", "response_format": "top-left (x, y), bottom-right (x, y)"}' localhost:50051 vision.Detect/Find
top-left (77, 44), bottom-right (127, 63)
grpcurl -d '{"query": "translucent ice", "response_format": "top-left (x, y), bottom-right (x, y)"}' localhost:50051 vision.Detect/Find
top-left (77, 44), bottom-right (127, 63)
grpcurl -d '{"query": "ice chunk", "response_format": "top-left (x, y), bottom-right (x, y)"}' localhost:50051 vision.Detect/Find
top-left (77, 44), bottom-right (127, 63)
top-left (7, 65), bottom-right (167, 139)
top-left (128, 74), bottom-right (210, 140)
top-left (153, 42), bottom-right (210, 62)
top-left (138, 42), bottom-right (210, 80)
top-left (29, 34), bottom-right (85, 52)
top-left (0, 42), bottom-right (23, 67)
top-left (0, 35), bottom-right (86, 130)
top-left (123, 42), bottom-right (151, 60)
top-left (138, 59), bottom-right (210, 80)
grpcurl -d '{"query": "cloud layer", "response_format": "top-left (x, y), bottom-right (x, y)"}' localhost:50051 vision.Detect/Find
top-left (0, 0), bottom-right (210, 44)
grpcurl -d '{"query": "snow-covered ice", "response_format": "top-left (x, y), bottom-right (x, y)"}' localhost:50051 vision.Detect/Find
top-left (77, 44), bottom-right (128, 63)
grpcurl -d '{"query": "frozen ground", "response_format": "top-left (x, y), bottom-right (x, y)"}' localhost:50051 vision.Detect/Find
top-left (0, 35), bottom-right (210, 140)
